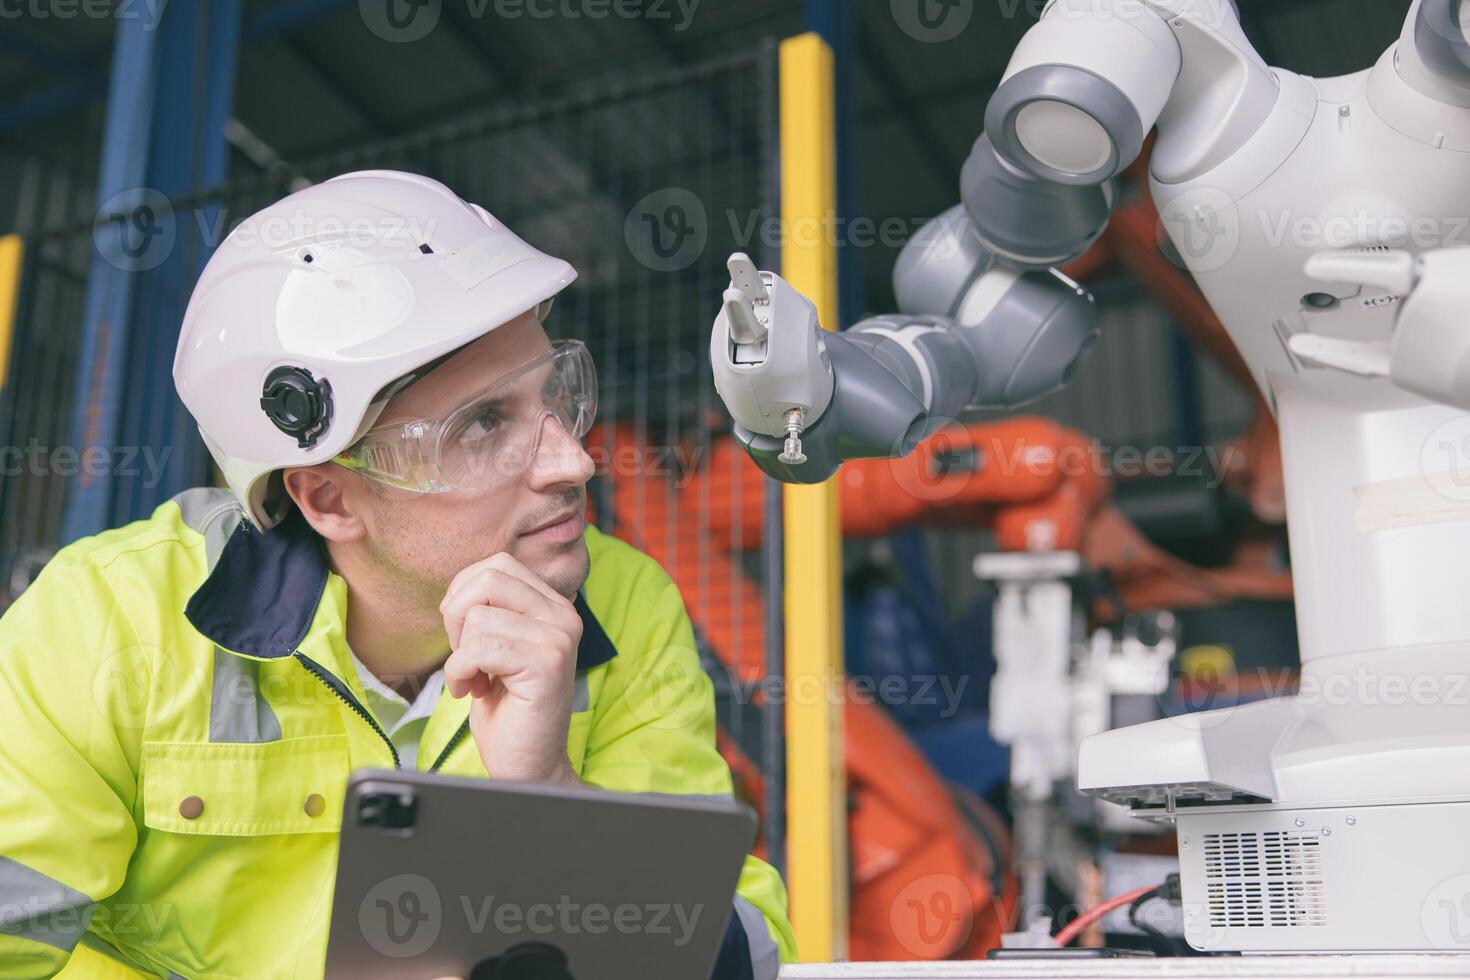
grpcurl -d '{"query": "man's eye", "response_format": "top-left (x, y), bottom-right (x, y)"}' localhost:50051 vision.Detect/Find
top-left (461, 407), bottom-right (503, 441)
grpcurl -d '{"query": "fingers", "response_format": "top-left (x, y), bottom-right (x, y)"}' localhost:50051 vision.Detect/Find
top-left (441, 569), bottom-right (555, 650)
top-left (446, 551), bottom-right (569, 606)
top-left (442, 606), bottom-right (573, 699)
top-left (440, 556), bottom-right (580, 651)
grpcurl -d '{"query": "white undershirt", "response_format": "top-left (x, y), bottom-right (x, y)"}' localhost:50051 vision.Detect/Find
top-left (349, 651), bottom-right (446, 770)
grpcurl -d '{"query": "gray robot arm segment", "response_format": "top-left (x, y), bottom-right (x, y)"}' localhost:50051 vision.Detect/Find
top-left (888, 135), bottom-right (1116, 279)
top-left (1415, 0), bottom-right (1470, 88)
top-left (852, 271), bottom-right (1098, 419)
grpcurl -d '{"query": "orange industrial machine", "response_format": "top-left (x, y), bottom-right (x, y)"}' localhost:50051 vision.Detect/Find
top-left (588, 416), bottom-right (1108, 959)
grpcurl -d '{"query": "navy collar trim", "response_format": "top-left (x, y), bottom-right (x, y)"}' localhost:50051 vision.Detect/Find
top-left (185, 507), bottom-right (619, 672)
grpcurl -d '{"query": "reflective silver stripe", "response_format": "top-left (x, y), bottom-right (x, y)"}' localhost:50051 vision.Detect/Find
top-left (0, 856), bottom-right (95, 952)
top-left (572, 674), bottom-right (589, 713)
top-left (172, 490), bottom-right (284, 744)
top-left (733, 895), bottom-right (780, 980)
top-left (209, 647), bottom-right (283, 744)
top-left (171, 487), bottom-right (243, 568)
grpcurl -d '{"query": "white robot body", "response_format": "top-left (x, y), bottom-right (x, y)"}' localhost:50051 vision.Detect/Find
top-left (1070, 6), bottom-right (1470, 954)
top-left (1088, 42), bottom-right (1470, 789)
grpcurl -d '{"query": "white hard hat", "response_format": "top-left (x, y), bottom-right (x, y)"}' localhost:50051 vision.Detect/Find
top-left (173, 170), bottom-right (577, 530)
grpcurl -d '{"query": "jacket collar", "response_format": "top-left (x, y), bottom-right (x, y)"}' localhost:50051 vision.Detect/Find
top-left (185, 507), bottom-right (619, 672)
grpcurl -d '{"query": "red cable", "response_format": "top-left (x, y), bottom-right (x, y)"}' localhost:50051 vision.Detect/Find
top-left (1053, 884), bottom-right (1158, 948)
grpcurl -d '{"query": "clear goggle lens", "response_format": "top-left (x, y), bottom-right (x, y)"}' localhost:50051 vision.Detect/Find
top-left (338, 340), bottom-right (597, 494)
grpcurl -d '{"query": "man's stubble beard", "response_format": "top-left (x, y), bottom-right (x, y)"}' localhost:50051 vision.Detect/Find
top-left (365, 485), bottom-right (592, 607)
top-left (531, 539), bottom-right (591, 599)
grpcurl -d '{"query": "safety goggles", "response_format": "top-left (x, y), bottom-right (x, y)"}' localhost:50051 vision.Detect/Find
top-left (336, 340), bottom-right (597, 494)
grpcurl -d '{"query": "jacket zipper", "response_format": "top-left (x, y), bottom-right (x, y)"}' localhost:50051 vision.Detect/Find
top-left (296, 652), bottom-right (472, 774)
top-left (295, 652), bottom-right (401, 770)
top-left (428, 720), bottom-right (469, 773)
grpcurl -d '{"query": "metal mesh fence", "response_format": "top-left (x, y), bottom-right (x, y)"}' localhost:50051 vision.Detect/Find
top-left (0, 43), bottom-right (779, 590)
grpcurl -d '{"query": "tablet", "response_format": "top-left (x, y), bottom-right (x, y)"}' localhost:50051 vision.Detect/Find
top-left (323, 769), bottom-right (758, 979)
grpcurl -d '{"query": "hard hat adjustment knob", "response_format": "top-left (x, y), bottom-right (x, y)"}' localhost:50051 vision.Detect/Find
top-left (260, 366), bottom-right (333, 449)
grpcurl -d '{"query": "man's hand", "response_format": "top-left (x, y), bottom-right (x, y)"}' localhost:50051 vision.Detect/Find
top-left (439, 553), bottom-right (584, 785)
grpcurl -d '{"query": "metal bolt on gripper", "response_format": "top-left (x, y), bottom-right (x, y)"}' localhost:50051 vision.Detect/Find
top-left (780, 408), bottom-right (807, 465)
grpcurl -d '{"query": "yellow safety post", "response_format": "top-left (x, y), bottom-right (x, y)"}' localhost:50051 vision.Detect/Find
top-left (778, 31), bottom-right (848, 963)
top-left (0, 235), bottom-right (24, 389)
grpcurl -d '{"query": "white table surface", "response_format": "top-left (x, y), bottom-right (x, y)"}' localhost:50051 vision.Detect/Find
top-left (780, 954), bottom-right (1470, 979)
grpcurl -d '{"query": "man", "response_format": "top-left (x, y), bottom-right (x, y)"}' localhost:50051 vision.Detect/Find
top-left (0, 171), bottom-right (795, 978)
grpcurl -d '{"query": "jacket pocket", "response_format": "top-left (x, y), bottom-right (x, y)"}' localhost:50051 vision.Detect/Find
top-left (140, 734), bottom-right (349, 836)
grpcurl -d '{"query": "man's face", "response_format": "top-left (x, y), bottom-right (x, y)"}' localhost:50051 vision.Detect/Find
top-left (349, 312), bottom-right (596, 603)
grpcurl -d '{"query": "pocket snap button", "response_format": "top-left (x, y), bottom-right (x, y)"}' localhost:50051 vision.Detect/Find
top-left (179, 796), bottom-right (204, 820)
top-left (304, 793), bottom-right (326, 818)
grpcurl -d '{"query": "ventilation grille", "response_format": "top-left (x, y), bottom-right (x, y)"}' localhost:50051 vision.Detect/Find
top-left (1203, 831), bottom-right (1327, 929)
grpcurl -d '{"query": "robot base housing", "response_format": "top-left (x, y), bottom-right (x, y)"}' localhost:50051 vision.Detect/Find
top-left (1175, 799), bottom-right (1470, 953)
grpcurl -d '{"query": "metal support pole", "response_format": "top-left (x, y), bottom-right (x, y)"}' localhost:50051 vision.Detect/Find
top-left (779, 31), bottom-right (848, 964)
top-left (0, 235), bottom-right (22, 391)
top-left (60, 0), bottom-right (244, 539)
top-left (59, 18), bottom-right (162, 543)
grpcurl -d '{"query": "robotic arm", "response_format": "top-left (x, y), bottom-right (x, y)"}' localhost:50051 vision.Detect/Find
top-left (710, 140), bottom-right (1110, 484)
top-left (711, 225), bottom-right (1095, 483)
top-left (712, 0), bottom-right (1270, 482)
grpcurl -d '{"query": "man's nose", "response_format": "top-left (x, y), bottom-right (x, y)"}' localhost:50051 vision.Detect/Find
top-left (527, 413), bottom-right (595, 490)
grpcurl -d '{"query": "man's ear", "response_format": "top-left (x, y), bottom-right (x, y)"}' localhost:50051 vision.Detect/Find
top-left (282, 465), bottom-right (367, 542)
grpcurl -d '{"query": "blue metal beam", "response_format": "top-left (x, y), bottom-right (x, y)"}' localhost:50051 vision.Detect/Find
top-left (59, 18), bottom-right (162, 542)
top-left (127, 0), bottom-right (245, 525)
top-left (0, 0), bottom-right (353, 135)
top-left (61, 0), bottom-right (245, 540)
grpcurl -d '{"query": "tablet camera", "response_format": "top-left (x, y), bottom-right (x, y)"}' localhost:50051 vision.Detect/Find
top-left (356, 788), bottom-right (419, 833)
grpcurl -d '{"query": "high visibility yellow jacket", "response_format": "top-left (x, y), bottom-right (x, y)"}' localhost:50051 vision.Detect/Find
top-left (0, 488), bottom-right (795, 979)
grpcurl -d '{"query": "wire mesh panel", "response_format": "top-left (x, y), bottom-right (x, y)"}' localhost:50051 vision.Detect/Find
top-left (0, 158), bottom-right (103, 601)
top-left (1, 44), bottom-right (778, 576)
